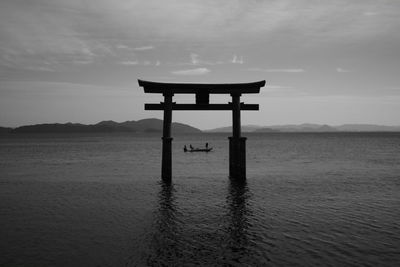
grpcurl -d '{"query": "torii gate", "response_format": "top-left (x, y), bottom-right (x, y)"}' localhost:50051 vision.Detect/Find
top-left (138, 79), bottom-right (265, 182)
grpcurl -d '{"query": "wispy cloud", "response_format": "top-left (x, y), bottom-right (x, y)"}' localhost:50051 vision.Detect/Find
top-left (171, 67), bottom-right (210, 75)
top-left (174, 53), bottom-right (219, 66)
top-left (175, 53), bottom-right (245, 66)
top-left (134, 45), bottom-right (154, 51)
top-left (119, 60), bottom-right (159, 66)
top-left (116, 44), bottom-right (130, 49)
top-left (252, 84), bottom-right (307, 97)
top-left (363, 12), bottom-right (379, 16)
top-left (267, 85), bottom-right (293, 89)
top-left (191, 53), bottom-right (199, 65)
top-left (247, 68), bottom-right (305, 73)
top-left (73, 60), bottom-right (93, 65)
top-left (336, 67), bottom-right (352, 73)
top-left (120, 61), bottom-right (139, 65)
top-left (231, 55), bottom-right (244, 64)
top-left (23, 65), bottom-right (56, 72)
top-left (0, 0), bottom-right (398, 72)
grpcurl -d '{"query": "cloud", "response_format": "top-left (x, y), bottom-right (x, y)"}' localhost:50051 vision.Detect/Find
top-left (73, 60), bottom-right (93, 65)
top-left (174, 53), bottom-right (220, 66)
top-left (231, 55), bottom-right (244, 64)
top-left (23, 65), bottom-right (56, 72)
top-left (119, 60), bottom-right (158, 66)
top-left (134, 45), bottom-right (154, 51)
top-left (336, 67), bottom-right (352, 73)
top-left (267, 85), bottom-right (293, 89)
top-left (175, 54), bottom-right (247, 66)
top-left (120, 61), bottom-right (139, 65)
top-left (171, 67), bottom-right (210, 75)
top-left (191, 53), bottom-right (199, 65)
top-left (247, 68), bottom-right (305, 73)
top-left (116, 44), bottom-right (130, 49)
top-left (363, 12), bottom-right (379, 16)
top-left (1, 0), bottom-right (397, 74)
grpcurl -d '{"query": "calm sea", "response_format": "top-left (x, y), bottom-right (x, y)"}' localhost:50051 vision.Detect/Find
top-left (1, 132), bottom-right (399, 266)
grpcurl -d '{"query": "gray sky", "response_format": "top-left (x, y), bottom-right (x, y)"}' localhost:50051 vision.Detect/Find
top-left (1, 0), bottom-right (400, 129)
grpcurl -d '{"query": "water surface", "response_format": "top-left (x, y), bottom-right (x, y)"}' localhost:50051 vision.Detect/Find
top-left (1, 133), bottom-right (399, 266)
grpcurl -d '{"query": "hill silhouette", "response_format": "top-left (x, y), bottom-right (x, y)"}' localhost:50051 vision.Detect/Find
top-left (206, 123), bottom-right (400, 132)
top-left (9, 118), bottom-right (201, 134)
top-left (0, 126), bottom-right (12, 134)
top-left (3, 121), bottom-right (400, 134)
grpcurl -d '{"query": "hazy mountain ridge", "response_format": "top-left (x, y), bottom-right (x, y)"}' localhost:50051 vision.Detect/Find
top-left (6, 119), bottom-right (201, 134)
top-left (2, 121), bottom-right (400, 134)
top-left (0, 126), bottom-right (13, 134)
top-left (207, 123), bottom-right (400, 132)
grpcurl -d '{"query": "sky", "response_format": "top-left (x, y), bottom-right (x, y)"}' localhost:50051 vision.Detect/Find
top-left (1, 0), bottom-right (400, 129)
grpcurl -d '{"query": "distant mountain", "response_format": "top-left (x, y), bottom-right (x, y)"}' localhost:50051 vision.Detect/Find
top-left (9, 119), bottom-right (202, 134)
top-left (0, 126), bottom-right (12, 134)
top-left (252, 127), bottom-right (280, 133)
top-left (205, 125), bottom-right (263, 133)
top-left (335, 124), bottom-right (400, 132)
top-left (3, 121), bottom-right (400, 134)
top-left (129, 118), bottom-right (201, 133)
top-left (207, 123), bottom-right (400, 132)
top-left (96, 120), bottom-right (121, 127)
top-left (12, 122), bottom-right (130, 134)
top-left (257, 124), bottom-right (337, 132)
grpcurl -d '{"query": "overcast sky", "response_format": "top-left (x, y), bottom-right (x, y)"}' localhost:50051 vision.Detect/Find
top-left (1, 0), bottom-right (399, 129)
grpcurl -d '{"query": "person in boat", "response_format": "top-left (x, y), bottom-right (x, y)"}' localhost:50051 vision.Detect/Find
top-left (205, 142), bottom-right (209, 149)
top-left (184, 145), bottom-right (187, 152)
top-left (190, 144), bottom-right (194, 150)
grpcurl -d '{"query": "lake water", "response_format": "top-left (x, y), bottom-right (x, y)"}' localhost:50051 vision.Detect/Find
top-left (1, 132), bottom-right (399, 266)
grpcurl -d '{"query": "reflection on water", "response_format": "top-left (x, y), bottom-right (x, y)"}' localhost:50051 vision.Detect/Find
top-left (224, 179), bottom-right (251, 262)
top-left (146, 181), bottom-right (182, 266)
top-left (142, 179), bottom-right (255, 265)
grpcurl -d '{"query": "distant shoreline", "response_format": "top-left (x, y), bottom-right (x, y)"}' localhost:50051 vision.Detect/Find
top-left (1, 119), bottom-right (400, 134)
top-left (1, 131), bottom-right (400, 137)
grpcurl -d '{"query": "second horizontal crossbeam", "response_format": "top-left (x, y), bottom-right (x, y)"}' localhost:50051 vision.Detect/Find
top-left (145, 103), bottom-right (259, 111)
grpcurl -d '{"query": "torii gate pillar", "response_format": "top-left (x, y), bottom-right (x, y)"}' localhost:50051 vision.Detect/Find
top-left (161, 93), bottom-right (173, 182)
top-left (229, 93), bottom-right (246, 180)
top-left (139, 79), bottom-right (265, 182)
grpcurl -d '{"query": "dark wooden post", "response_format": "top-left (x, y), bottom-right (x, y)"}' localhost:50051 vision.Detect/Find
top-left (162, 93), bottom-right (173, 182)
top-left (229, 93), bottom-right (246, 180)
top-left (232, 93), bottom-right (241, 138)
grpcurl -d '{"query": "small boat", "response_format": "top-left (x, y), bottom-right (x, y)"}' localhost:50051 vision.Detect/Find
top-left (184, 147), bottom-right (213, 152)
top-left (188, 147), bottom-right (213, 152)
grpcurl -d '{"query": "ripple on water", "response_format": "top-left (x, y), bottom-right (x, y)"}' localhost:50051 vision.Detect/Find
top-left (1, 133), bottom-right (400, 266)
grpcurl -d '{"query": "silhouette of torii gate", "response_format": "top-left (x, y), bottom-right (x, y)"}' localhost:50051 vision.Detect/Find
top-left (138, 79), bottom-right (265, 182)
